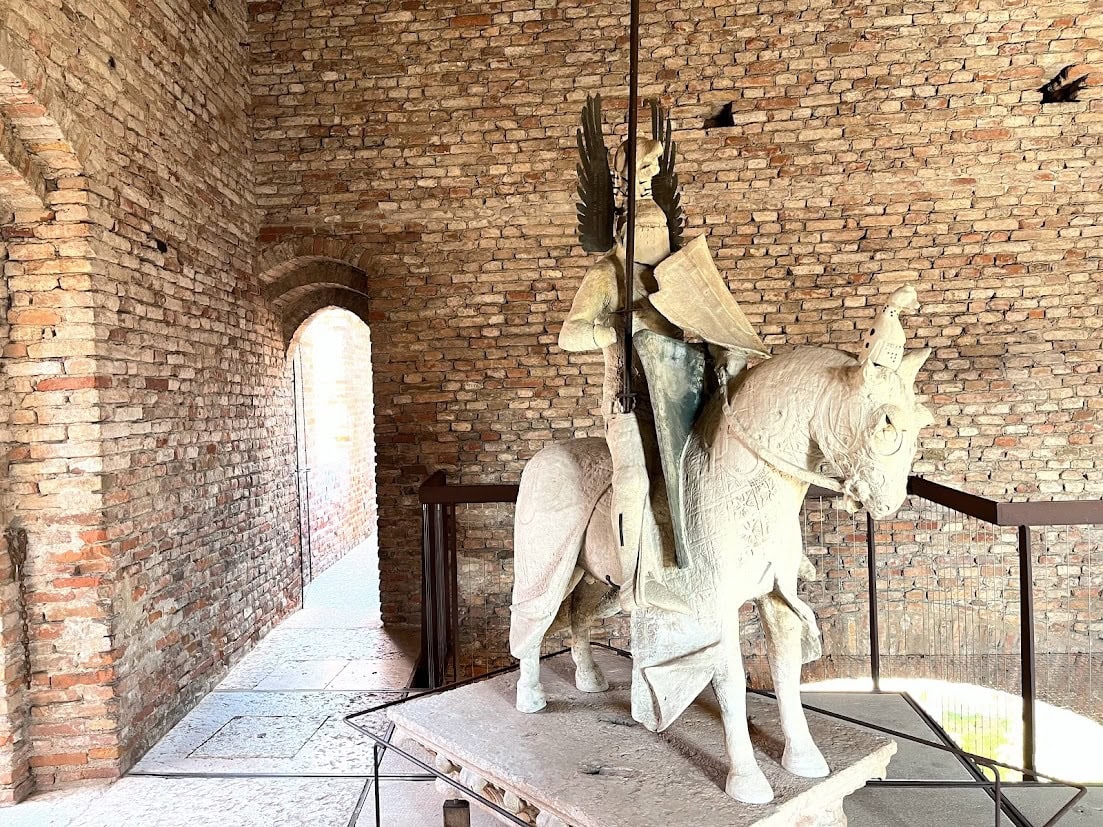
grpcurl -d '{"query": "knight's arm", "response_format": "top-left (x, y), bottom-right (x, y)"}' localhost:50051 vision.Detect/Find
top-left (558, 256), bottom-right (619, 352)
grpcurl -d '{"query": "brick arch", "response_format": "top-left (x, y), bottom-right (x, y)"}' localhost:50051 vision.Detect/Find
top-left (0, 65), bottom-right (85, 201)
top-left (0, 124), bottom-right (45, 217)
top-left (260, 255), bottom-right (372, 348)
top-left (0, 62), bottom-right (86, 222)
top-left (263, 259), bottom-right (369, 308)
top-left (255, 234), bottom-right (372, 284)
top-left (0, 30), bottom-right (95, 176)
top-left (282, 287), bottom-right (372, 348)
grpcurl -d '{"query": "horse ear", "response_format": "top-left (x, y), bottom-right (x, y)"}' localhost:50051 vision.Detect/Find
top-left (849, 358), bottom-right (881, 390)
top-left (898, 347), bottom-right (931, 386)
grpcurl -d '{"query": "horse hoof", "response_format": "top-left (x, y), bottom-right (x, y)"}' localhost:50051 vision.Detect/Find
top-left (575, 669), bottom-right (609, 693)
top-left (783, 745), bottom-right (829, 778)
top-left (516, 684), bottom-right (547, 713)
top-left (725, 769), bottom-right (774, 804)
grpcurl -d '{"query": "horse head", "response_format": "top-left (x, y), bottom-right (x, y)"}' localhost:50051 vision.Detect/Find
top-left (818, 348), bottom-right (934, 519)
top-left (722, 345), bottom-right (934, 520)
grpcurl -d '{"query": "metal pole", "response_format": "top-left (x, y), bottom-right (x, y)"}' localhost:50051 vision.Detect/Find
top-left (619, 0), bottom-right (641, 413)
top-left (295, 349), bottom-right (314, 585)
top-left (433, 503), bottom-right (447, 688)
top-left (866, 512), bottom-right (881, 692)
top-left (1017, 525), bottom-right (1036, 778)
top-left (447, 503), bottom-right (459, 684)
top-left (373, 742), bottom-right (382, 827)
top-left (419, 503), bottom-right (435, 687)
top-left (291, 359), bottom-right (307, 604)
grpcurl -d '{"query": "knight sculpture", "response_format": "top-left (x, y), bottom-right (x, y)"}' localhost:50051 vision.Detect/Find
top-left (558, 96), bottom-right (767, 615)
top-left (509, 96), bottom-right (934, 804)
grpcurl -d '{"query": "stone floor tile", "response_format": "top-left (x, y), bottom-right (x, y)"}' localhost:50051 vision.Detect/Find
top-left (191, 715), bottom-right (324, 759)
top-left (65, 776), bottom-right (364, 827)
top-left (845, 785), bottom-right (998, 826)
top-left (799, 691), bottom-right (976, 781)
top-left (252, 658), bottom-right (350, 691)
top-left (257, 627), bottom-right (415, 663)
top-left (1, 785), bottom-right (111, 827)
top-left (1004, 785), bottom-right (1103, 827)
top-left (216, 627), bottom-right (416, 692)
top-left (133, 690), bottom-right (403, 775)
top-left (327, 657), bottom-right (415, 690)
top-left (278, 606), bottom-right (383, 630)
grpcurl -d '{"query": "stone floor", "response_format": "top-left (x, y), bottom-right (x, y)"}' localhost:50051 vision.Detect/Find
top-left (4, 543), bottom-right (1101, 826)
top-left (1, 542), bottom-right (485, 827)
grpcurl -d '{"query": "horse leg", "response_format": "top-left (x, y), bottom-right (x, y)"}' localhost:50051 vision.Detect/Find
top-left (759, 591), bottom-right (829, 777)
top-left (570, 577), bottom-right (611, 693)
top-left (712, 626), bottom-right (774, 803)
top-left (516, 647), bottom-right (547, 713)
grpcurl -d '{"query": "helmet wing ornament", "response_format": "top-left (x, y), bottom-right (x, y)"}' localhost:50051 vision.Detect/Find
top-left (575, 94), bottom-right (616, 253)
top-left (650, 98), bottom-right (685, 253)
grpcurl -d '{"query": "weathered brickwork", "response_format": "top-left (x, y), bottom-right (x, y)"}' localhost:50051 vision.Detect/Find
top-left (0, 527), bottom-right (29, 803)
top-left (0, 55), bottom-right (116, 799)
top-left (249, 0), bottom-right (1103, 634)
top-left (0, 0), bottom-right (301, 800)
top-left (0, 0), bottom-right (1100, 804)
top-left (294, 307), bottom-right (377, 579)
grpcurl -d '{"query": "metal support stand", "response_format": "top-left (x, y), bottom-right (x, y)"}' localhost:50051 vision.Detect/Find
top-left (372, 742), bottom-right (382, 826)
top-left (866, 512), bottom-right (881, 692)
top-left (443, 800), bottom-right (471, 827)
top-left (1018, 524), bottom-right (1037, 779)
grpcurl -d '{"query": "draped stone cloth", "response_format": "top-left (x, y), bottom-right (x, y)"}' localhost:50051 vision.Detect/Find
top-left (509, 438), bottom-right (612, 658)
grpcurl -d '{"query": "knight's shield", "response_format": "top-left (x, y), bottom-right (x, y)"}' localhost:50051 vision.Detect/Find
top-left (634, 330), bottom-right (707, 568)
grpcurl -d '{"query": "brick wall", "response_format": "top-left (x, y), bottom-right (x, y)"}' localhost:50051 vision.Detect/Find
top-left (293, 307), bottom-right (377, 579)
top-left (1, 0), bottom-right (303, 797)
top-left (249, 0), bottom-right (1103, 633)
top-left (0, 0), bottom-right (1100, 802)
top-left (0, 50), bottom-right (117, 795)
top-left (0, 528), bottom-right (29, 804)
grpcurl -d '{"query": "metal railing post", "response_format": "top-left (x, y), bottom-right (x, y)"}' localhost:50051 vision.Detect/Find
top-left (419, 501), bottom-right (438, 688)
top-left (866, 512), bottom-right (881, 692)
top-left (432, 502), bottom-right (448, 688)
top-left (446, 503), bottom-right (459, 684)
top-left (419, 502), bottom-right (441, 688)
top-left (1017, 524), bottom-right (1037, 778)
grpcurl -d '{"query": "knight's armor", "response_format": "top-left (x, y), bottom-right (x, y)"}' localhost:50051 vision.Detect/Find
top-left (559, 135), bottom-right (678, 609)
top-left (562, 98), bottom-right (768, 612)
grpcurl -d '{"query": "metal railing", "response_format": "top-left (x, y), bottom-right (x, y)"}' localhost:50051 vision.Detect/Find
top-left (415, 471), bottom-right (1103, 782)
top-left (416, 471), bottom-right (521, 689)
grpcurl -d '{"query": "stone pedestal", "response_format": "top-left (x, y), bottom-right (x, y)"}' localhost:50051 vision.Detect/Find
top-left (389, 651), bottom-right (895, 827)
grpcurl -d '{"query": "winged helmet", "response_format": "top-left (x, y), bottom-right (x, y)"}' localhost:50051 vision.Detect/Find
top-left (574, 93), bottom-right (685, 255)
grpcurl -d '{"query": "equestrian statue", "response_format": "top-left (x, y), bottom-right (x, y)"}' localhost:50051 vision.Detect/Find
top-left (509, 95), bottom-right (933, 804)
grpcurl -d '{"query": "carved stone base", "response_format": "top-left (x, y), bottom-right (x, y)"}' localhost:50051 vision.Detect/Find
top-left (389, 651), bottom-right (894, 827)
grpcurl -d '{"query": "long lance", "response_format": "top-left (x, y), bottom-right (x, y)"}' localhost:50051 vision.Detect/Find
top-left (619, 0), bottom-right (641, 414)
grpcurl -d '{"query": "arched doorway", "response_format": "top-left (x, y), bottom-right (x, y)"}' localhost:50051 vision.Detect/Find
top-left (288, 307), bottom-right (379, 621)
top-left (256, 251), bottom-right (380, 624)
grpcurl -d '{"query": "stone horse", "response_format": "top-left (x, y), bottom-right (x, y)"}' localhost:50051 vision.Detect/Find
top-left (509, 337), bottom-right (932, 803)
